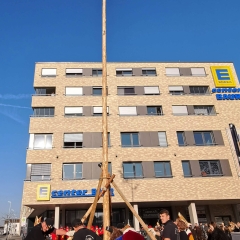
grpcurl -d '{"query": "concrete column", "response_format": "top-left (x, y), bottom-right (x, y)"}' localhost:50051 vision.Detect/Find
top-left (188, 203), bottom-right (198, 226)
top-left (54, 206), bottom-right (60, 229)
top-left (133, 204), bottom-right (140, 231)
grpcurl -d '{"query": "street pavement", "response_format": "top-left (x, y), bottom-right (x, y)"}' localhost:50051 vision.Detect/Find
top-left (0, 236), bottom-right (22, 240)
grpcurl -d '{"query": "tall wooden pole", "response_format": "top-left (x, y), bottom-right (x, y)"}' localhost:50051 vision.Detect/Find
top-left (102, 0), bottom-right (110, 239)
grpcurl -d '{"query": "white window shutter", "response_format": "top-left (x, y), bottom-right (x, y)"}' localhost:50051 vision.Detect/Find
top-left (172, 106), bottom-right (188, 115)
top-left (191, 68), bottom-right (206, 76)
top-left (119, 107), bottom-right (137, 115)
top-left (42, 69), bottom-right (56, 76)
top-left (65, 87), bottom-right (83, 95)
top-left (66, 68), bottom-right (83, 74)
top-left (168, 86), bottom-right (183, 91)
top-left (65, 107), bottom-right (83, 114)
top-left (64, 134), bottom-right (83, 142)
top-left (165, 68), bottom-right (180, 76)
top-left (144, 87), bottom-right (160, 94)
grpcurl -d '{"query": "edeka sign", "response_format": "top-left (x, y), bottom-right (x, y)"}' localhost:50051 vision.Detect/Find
top-left (211, 66), bottom-right (236, 88)
top-left (212, 88), bottom-right (240, 100)
top-left (51, 188), bottom-right (115, 198)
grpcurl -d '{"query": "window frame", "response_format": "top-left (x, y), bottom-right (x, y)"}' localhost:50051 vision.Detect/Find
top-left (92, 69), bottom-right (102, 77)
top-left (30, 164), bottom-right (51, 181)
top-left (182, 161), bottom-right (192, 177)
top-left (63, 133), bottom-right (83, 148)
top-left (33, 134), bottom-right (53, 150)
top-left (147, 106), bottom-right (163, 115)
top-left (65, 68), bottom-right (83, 76)
top-left (33, 107), bottom-right (55, 117)
top-left (142, 68), bottom-right (157, 76)
top-left (123, 162), bottom-right (143, 179)
top-left (177, 132), bottom-right (187, 146)
top-left (116, 69), bottom-right (133, 76)
top-left (62, 163), bottom-right (83, 180)
top-left (193, 106), bottom-right (216, 116)
top-left (154, 162), bottom-right (172, 178)
top-left (64, 107), bottom-right (83, 117)
top-left (189, 86), bottom-right (210, 95)
top-left (41, 68), bottom-right (57, 77)
top-left (199, 160), bottom-right (223, 176)
top-left (121, 132), bottom-right (140, 147)
top-left (193, 131), bottom-right (215, 146)
top-left (117, 87), bottom-right (135, 95)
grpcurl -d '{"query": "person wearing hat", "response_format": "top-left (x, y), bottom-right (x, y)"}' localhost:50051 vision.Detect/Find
top-left (71, 219), bottom-right (102, 240)
top-left (25, 218), bottom-right (67, 240)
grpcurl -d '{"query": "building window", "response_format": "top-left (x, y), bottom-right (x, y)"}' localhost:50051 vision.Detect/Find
top-left (177, 132), bottom-right (186, 146)
top-left (147, 106), bottom-right (163, 115)
top-left (121, 133), bottom-right (140, 147)
top-left (66, 68), bottom-right (83, 76)
top-left (116, 68), bottom-right (133, 76)
top-left (65, 87), bottom-right (83, 96)
top-left (199, 160), bottom-right (222, 176)
top-left (182, 161), bottom-right (192, 177)
top-left (92, 69), bottom-right (102, 76)
top-left (117, 87), bottom-right (135, 95)
top-left (193, 106), bottom-right (216, 115)
top-left (33, 108), bottom-right (54, 117)
top-left (35, 87), bottom-right (56, 96)
top-left (154, 162), bottom-right (172, 177)
top-left (64, 107), bottom-right (83, 116)
top-left (108, 162), bottom-right (112, 175)
top-left (119, 107), bottom-right (137, 116)
top-left (168, 86), bottom-right (184, 95)
top-left (63, 163), bottom-right (83, 180)
top-left (144, 86), bottom-right (160, 95)
top-left (165, 68), bottom-right (180, 76)
top-left (142, 68), bottom-right (156, 76)
top-left (189, 86), bottom-right (209, 95)
top-left (41, 68), bottom-right (56, 77)
top-left (93, 106), bottom-right (109, 116)
top-left (93, 87), bottom-right (102, 96)
top-left (123, 162), bottom-right (143, 178)
top-left (172, 106), bottom-right (188, 115)
top-left (158, 132), bottom-right (168, 147)
top-left (194, 131), bottom-right (215, 146)
top-left (191, 68), bottom-right (206, 76)
top-left (64, 133), bottom-right (83, 148)
top-left (31, 164), bottom-right (51, 181)
top-left (29, 134), bottom-right (53, 149)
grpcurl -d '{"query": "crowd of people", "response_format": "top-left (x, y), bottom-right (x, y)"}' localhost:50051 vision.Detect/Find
top-left (23, 210), bottom-right (240, 240)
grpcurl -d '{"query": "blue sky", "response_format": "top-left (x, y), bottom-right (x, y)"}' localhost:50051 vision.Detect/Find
top-left (0, 0), bottom-right (240, 223)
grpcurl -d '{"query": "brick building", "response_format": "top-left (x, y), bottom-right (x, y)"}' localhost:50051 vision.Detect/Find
top-left (21, 62), bottom-right (240, 231)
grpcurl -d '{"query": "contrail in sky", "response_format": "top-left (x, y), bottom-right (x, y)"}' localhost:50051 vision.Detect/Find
top-left (0, 94), bottom-right (31, 99)
top-left (0, 109), bottom-right (25, 125)
top-left (0, 103), bottom-right (31, 109)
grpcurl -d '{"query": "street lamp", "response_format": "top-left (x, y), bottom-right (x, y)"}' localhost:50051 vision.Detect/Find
top-left (7, 201), bottom-right (11, 239)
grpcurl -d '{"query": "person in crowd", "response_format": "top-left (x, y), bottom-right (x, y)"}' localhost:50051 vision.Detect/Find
top-left (25, 218), bottom-right (66, 240)
top-left (233, 222), bottom-right (240, 232)
top-left (159, 209), bottom-right (179, 240)
top-left (115, 223), bottom-right (144, 240)
top-left (71, 219), bottom-right (101, 240)
top-left (176, 219), bottom-right (188, 240)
